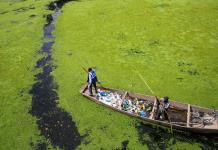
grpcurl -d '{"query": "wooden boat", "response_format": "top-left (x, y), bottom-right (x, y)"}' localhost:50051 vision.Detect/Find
top-left (80, 85), bottom-right (218, 134)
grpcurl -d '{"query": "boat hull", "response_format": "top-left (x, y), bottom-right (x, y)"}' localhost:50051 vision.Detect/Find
top-left (80, 85), bottom-right (218, 134)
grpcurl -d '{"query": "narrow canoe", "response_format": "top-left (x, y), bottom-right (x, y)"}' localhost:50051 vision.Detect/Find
top-left (80, 85), bottom-right (218, 134)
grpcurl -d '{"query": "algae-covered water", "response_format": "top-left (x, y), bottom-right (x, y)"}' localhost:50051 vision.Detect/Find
top-left (54, 0), bottom-right (218, 108)
top-left (0, 0), bottom-right (218, 149)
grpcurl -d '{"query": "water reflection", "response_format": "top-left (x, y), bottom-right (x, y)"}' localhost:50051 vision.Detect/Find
top-left (135, 122), bottom-right (218, 149)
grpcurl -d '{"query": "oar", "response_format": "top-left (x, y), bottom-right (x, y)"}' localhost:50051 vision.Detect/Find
top-left (82, 67), bottom-right (88, 73)
top-left (134, 69), bottom-right (173, 133)
top-left (134, 70), bottom-right (154, 94)
top-left (164, 110), bottom-right (173, 133)
top-left (77, 55), bottom-right (102, 86)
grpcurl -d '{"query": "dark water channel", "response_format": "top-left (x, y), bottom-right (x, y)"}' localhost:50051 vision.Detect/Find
top-left (29, 0), bottom-right (82, 150)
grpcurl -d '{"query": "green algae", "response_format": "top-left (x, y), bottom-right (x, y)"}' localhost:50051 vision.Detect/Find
top-left (0, 0), bottom-right (53, 149)
top-left (0, 0), bottom-right (217, 149)
top-left (52, 0), bottom-right (218, 149)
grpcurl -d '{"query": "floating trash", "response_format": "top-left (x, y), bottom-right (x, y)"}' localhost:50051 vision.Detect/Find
top-left (96, 89), bottom-right (153, 118)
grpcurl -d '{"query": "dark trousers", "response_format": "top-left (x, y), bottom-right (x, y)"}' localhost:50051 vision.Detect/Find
top-left (88, 82), bottom-right (97, 95)
top-left (156, 110), bottom-right (169, 120)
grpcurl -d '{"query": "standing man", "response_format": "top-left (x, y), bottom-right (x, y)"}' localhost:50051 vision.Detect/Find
top-left (87, 68), bottom-right (98, 96)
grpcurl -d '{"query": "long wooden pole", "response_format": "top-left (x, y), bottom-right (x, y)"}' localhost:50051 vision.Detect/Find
top-left (135, 70), bottom-right (154, 94)
top-left (164, 110), bottom-right (173, 133)
top-left (134, 69), bottom-right (173, 133)
top-left (82, 67), bottom-right (88, 73)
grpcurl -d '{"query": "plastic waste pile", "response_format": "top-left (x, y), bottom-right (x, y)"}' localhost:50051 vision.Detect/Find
top-left (123, 99), bottom-right (152, 118)
top-left (97, 89), bottom-right (122, 108)
top-left (97, 89), bottom-right (153, 118)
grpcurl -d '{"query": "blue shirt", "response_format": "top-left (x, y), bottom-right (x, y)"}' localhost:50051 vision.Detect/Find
top-left (88, 69), bottom-right (97, 84)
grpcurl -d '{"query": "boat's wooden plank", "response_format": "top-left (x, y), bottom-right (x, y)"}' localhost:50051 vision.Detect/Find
top-left (187, 104), bottom-right (191, 127)
top-left (190, 107), bottom-right (215, 114)
top-left (149, 97), bottom-right (158, 119)
top-left (128, 93), bottom-right (155, 102)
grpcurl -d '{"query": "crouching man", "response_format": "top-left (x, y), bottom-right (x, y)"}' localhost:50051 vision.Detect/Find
top-left (156, 96), bottom-right (170, 120)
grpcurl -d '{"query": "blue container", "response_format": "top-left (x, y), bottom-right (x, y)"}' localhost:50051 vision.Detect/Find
top-left (139, 111), bottom-right (147, 118)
